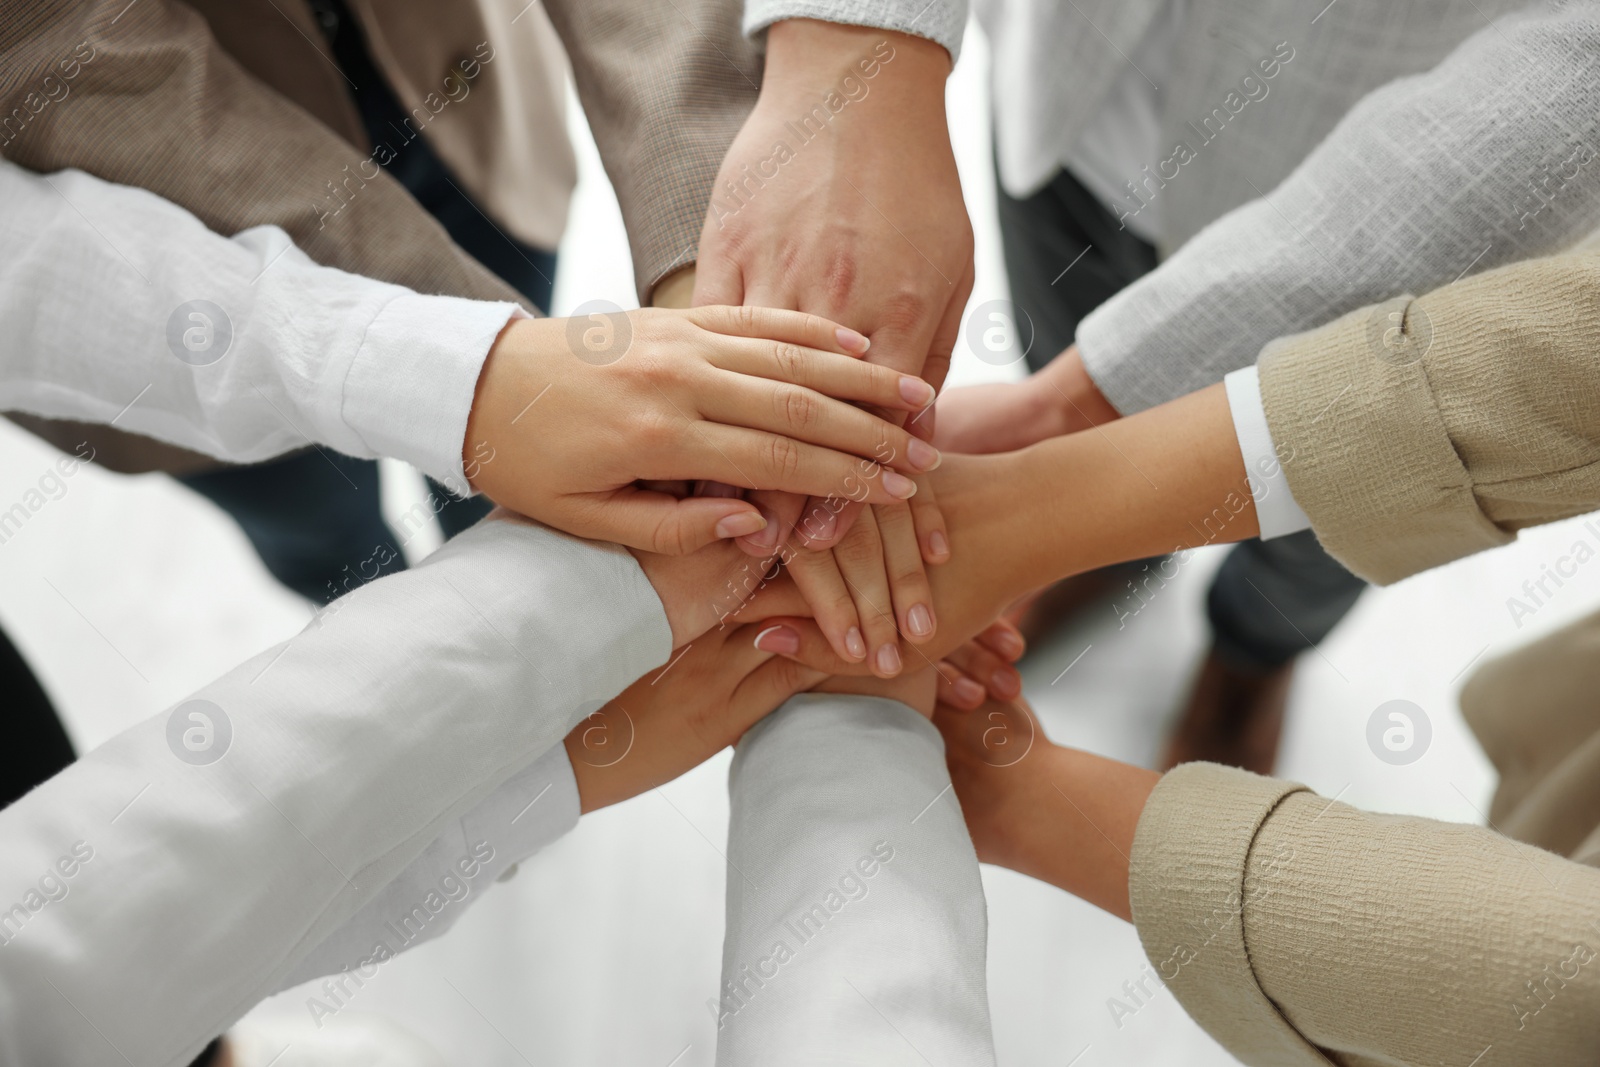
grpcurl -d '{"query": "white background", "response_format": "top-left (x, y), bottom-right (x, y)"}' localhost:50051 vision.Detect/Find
top-left (3, 18), bottom-right (1598, 1067)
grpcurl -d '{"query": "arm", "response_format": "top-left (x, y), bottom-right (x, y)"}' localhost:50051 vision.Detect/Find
top-left (290, 608), bottom-right (830, 987)
top-left (1, 162), bottom-right (944, 553)
top-left (937, 701), bottom-right (1600, 1067)
top-left (1075, 2), bottom-right (1600, 415)
top-left (716, 680), bottom-right (996, 1065)
top-left (0, 517), bottom-right (676, 1067)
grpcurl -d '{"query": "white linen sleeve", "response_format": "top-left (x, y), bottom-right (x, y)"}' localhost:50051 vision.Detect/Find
top-left (0, 517), bottom-right (671, 1067)
top-left (715, 694), bottom-right (995, 1066)
top-left (281, 742), bottom-right (581, 988)
top-left (1075, 2), bottom-right (1600, 415)
top-left (0, 161), bottom-right (521, 491)
top-left (1223, 366), bottom-right (1310, 540)
top-left (742, 0), bottom-right (968, 60)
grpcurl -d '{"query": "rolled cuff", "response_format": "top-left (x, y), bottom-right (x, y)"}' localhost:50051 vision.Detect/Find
top-left (340, 292), bottom-right (526, 494)
top-left (742, 0), bottom-right (968, 61)
top-left (1129, 763), bottom-right (1330, 1067)
top-left (1224, 366), bottom-right (1311, 540)
top-left (1256, 298), bottom-right (1513, 585)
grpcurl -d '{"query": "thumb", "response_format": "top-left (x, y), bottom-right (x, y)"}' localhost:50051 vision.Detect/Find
top-left (600, 486), bottom-right (771, 555)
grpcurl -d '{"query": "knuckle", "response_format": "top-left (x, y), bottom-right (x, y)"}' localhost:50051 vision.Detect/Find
top-left (878, 290), bottom-right (931, 336)
top-left (775, 383), bottom-right (819, 430)
top-left (772, 341), bottom-right (807, 382)
top-left (766, 435), bottom-right (805, 481)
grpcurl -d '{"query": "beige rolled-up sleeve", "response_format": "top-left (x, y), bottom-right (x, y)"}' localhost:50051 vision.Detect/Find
top-left (1256, 248), bottom-right (1600, 585)
top-left (1131, 763), bottom-right (1600, 1067)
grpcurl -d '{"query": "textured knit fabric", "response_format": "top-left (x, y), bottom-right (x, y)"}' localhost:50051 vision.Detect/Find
top-left (717, 695), bottom-right (996, 1065)
top-left (1131, 762), bottom-right (1600, 1067)
top-left (0, 517), bottom-right (672, 1067)
top-left (1076, 0), bottom-right (1600, 416)
top-left (1257, 244), bottom-right (1600, 586)
top-left (743, 0), bottom-right (969, 60)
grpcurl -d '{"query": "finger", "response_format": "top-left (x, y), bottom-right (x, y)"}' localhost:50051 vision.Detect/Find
top-left (750, 617), bottom-right (876, 677)
top-left (782, 543), bottom-right (868, 664)
top-left (711, 340), bottom-right (934, 410)
top-left (737, 488), bottom-right (808, 556)
top-left (688, 303), bottom-right (871, 356)
top-left (795, 498), bottom-right (862, 549)
top-left (907, 469), bottom-right (951, 565)
top-left (693, 425), bottom-right (921, 504)
top-left (689, 255), bottom-right (744, 309)
top-left (921, 257), bottom-right (974, 395)
top-left (873, 499), bottom-right (936, 646)
top-left (974, 618), bottom-right (1027, 662)
top-left (942, 639), bottom-right (1023, 702)
top-left (569, 485), bottom-right (769, 555)
top-left (699, 377), bottom-right (942, 474)
top-left (935, 660), bottom-right (990, 711)
top-left (726, 654), bottom-right (829, 741)
top-left (830, 508), bottom-right (902, 678)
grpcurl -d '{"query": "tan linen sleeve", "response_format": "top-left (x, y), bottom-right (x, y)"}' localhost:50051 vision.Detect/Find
top-left (542, 0), bottom-right (760, 302)
top-left (1255, 249), bottom-right (1600, 585)
top-left (0, 0), bottom-right (517, 305)
top-left (1131, 763), bottom-right (1600, 1067)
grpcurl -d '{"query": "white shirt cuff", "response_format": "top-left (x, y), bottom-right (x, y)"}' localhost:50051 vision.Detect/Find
top-left (340, 293), bottom-right (527, 495)
top-left (1224, 365), bottom-right (1311, 540)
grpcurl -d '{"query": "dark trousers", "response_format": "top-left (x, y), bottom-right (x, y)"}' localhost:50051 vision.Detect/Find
top-left (996, 163), bottom-right (1365, 671)
top-left (180, 0), bottom-right (557, 606)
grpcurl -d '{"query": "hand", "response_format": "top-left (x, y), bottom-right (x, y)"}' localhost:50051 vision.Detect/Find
top-left (933, 345), bottom-right (1120, 455)
top-left (464, 305), bottom-right (941, 554)
top-left (564, 621), bottom-right (826, 813)
top-left (813, 665), bottom-right (938, 719)
top-left (693, 19), bottom-right (973, 555)
top-left (934, 620), bottom-right (1026, 710)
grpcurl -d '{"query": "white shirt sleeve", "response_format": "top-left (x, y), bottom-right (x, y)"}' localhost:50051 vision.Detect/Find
top-left (1223, 365), bottom-right (1311, 540)
top-left (0, 161), bottom-right (522, 493)
top-left (716, 694), bottom-right (996, 1066)
top-left (0, 517), bottom-right (671, 1067)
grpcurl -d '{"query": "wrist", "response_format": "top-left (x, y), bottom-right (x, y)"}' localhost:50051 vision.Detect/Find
top-left (462, 316), bottom-right (562, 499)
top-left (1038, 345), bottom-right (1121, 434)
top-left (761, 20), bottom-right (949, 103)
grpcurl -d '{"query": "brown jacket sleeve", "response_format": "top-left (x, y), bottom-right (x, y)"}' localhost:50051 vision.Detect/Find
top-left (1130, 763), bottom-right (1600, 1067)
top-left (541, 0), bottom-right (760, 299)
top-left (0, 0), bottom-right (518, 304)
top-left (1256, 244), bottom-right (1600, 585)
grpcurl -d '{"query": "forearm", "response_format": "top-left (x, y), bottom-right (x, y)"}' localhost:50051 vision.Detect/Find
top-left (0, 520), bottom-right (669, 1067)
top-left (0, 163), bottom-right (514, 490)
top-left (1077, 4), bottom-right (1600, 414)
top-left (950, 381), bottom-right (1259, 603)
top-left (717, 694), bottom-right (994, 1064)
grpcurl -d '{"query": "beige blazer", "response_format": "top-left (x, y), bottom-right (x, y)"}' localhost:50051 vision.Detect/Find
top-left (1129, 244), bottom-right (1600, 1066)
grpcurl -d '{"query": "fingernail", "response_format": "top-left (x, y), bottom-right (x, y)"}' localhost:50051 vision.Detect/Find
top-left (991, 668), bottom-right (1022, 698)
top-left (953, 677), bottom-right (985, 706)
top-left (927, 530), bottom-right (950, 561)
top-left (715, 510), bottom-right (767, 539)
top-left (742, 507), bottom-right (781, 548)
top-left (996, 631), bottom-right (1026, 659)
top-left (754, 625), bottom-right (800, 655)
top-left (907, 603), bottom-right (934, 638)
top-left (906, 438), bottom-right (941, 472)
top-left (875, 644), bottom-right (902, 676)
top-left (805, 505), bottom-right (839, 543)
top-left (881, 470), bottom-right (918, 499)
top-left (845, 626), bottom-right (867, 660)
top-left (898, 376), bottom-right (936, 406)
top-left (835, 326), bottom-right (871, 354)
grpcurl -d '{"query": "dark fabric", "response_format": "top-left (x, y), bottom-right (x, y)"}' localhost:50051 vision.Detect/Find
top-left (1206, 528), bottom-right (1368, 672)
top-left (181, 0), bottom-right (548, 604)
top-left (996, 158), bottom-right (1366, 662)
top-left (995, 162), bottom-right (1159, 373)
top-left (0, 624), bottom-right (73, 811)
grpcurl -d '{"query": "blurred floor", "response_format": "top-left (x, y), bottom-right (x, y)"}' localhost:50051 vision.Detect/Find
top-left (4, 19), bottom-right (1595, 1067)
